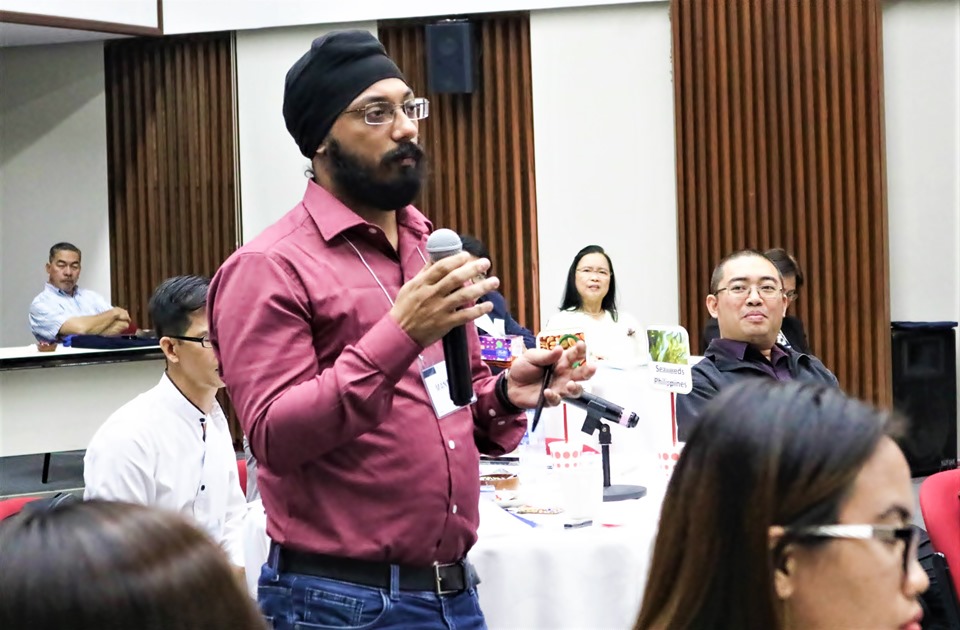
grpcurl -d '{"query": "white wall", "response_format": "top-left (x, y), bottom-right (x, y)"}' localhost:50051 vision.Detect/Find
top-left (235, 21), bottom-right (377, 243)
top-left (0, 0), bottom-right (158, 27)
top-left (0, 41), bottom-right (111, 346)
top-left (163, 0), bottom-right (653, 36)
top-left (530, 3), bottom-right (679, 329)
top-left (883, 0), bottom-right (960, 450)
top-left (884, 0), bottom-right (960, 323)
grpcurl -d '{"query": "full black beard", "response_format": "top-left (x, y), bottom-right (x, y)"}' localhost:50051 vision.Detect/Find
top-left (324, 137), bottom-right (426, 211)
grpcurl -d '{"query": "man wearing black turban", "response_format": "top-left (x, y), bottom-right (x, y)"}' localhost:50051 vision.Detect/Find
top-left (208, 29), bottom-right (592, 630)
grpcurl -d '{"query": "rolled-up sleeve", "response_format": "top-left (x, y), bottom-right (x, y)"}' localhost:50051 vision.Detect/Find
top-left (29, 297), bottom-right (67, 341)
top-left (209, 252), bottom-right (424, 473)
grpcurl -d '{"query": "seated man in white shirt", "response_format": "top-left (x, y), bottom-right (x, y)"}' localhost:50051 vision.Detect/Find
top-left (84, 275), bottom-right (247, 572)
top-left (29, 242), bottom-right (132, 342)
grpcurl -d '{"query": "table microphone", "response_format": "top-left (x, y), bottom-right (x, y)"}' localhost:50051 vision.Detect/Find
top-left (563, 391), bottom-right (639, 428)
top-left (426, 229), bottom-right (474, 407)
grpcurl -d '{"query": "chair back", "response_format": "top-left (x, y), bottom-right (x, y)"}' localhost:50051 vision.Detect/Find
top-left (931, 552), bottom-right (960, 628)
top-left (237, 459), bottom-right (247, 496)
top-left (919, 468), bottom-right (960, 592)
top-left (0, 496), bottom-right (41, 521)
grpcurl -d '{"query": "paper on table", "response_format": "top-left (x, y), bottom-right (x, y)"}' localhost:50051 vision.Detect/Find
top-left (478, 497), bottom-right (539, 538)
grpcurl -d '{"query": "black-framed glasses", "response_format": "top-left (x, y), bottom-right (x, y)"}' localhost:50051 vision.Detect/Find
top-left (715, 282), bottom-right (783, 299)
top-left (342, 98), bottom-right (430, 126)
top-left (785, 524), bottom-right (918, 576)
top-left (167, 335), bottom-right (212, 349)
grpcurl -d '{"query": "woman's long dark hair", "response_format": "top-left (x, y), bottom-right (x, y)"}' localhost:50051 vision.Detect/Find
top-left (559, 245), bottom-right (618, 321)
top-left (634, 380), bottom-right (901, 630)
top-left (0, 500), bottom-right (267, 630)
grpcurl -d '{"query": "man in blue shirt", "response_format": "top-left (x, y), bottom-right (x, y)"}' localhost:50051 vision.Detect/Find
top-left (29, 242), bottom-right (131, 342)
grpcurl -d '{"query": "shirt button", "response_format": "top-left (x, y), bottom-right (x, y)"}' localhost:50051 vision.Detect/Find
top-left (448, 440), bottom-right (456, 449)
top-left (368, 227), bottom-right (377, 235)
top-left (200, 485), bottom-right (206, 491)
top-left (488, 409), bottom-right (496, 417)
top-left (452, 504), bottom-right (458, 514)
top-left (497, 420), bottom-right (506, 426)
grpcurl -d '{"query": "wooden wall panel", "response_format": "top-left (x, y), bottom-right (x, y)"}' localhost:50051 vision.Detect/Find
top-left (105, 32), bottom-right (242, 442)
top-left (379, 14), bottom-right (541, 333)
top-left (672, 0), bottom-right (891, 405)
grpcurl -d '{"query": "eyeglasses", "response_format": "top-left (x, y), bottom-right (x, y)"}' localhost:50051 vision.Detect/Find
top-left (785, 524), bottom-right (918, 577)
top-left (167, 335), bottom-right (213, 349)
top-left (715, 282), bottom-right (782, 299)
top-left (785, 289), bottom-right (799, 301)
top-left (342, 98), bottom-right (430, 126)
top-left (576, 267), bottom-right (611, 278)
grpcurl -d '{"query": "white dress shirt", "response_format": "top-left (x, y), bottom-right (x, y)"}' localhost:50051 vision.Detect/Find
top-left (84, 374), bottom-right (247, 565)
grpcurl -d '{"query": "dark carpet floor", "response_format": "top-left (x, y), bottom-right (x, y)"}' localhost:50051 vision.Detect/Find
top-left (0, 450), bottom-right (85, 498)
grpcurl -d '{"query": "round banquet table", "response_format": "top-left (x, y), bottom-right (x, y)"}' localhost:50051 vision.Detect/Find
top-left (243, 477), bottom-right (666, 630)
top-left (470, 479), bottom-right (665, 630)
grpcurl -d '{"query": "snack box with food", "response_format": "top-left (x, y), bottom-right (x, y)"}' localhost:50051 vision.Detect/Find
top-left (536, 329), bottom-right (587, 363)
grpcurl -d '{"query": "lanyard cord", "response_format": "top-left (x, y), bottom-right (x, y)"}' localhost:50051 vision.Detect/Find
top-left (340, 235), bottom-right (428, 307)
top-left (340, 234), bottom-right (429, 365)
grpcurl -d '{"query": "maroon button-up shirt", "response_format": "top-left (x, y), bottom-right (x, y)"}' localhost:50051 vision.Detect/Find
top-left (208, 181), bottom-right (526, 566)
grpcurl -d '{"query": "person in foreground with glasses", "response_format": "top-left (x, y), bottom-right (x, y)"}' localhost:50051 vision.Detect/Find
top-left (84, 275), bottom-right (248, 577)
top-left (635, 380), bottom-right (928, 630)
top-left (545, 244), bottom-right (647, 367)
top-left (676, 249), bottom-right (836, 440)
top-left (0, 500), bottom-right (267, 630)
top-left (700, 247), bottom-right (810, 354)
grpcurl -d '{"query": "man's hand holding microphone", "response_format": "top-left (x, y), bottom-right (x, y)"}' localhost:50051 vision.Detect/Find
top-left (388, 229), bottom-right (594, 411)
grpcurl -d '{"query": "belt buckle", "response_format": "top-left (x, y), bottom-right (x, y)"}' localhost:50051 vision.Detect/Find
top-left (433, 562), bottom-right (460, 596)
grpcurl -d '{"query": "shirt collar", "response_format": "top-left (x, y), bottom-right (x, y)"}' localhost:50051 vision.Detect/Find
top-left (710, 338), bottom-right (789, 364)
top-left (156, 372), bottom-right (209, 425)
top-left (301, 179), bottom-right (432, 243)
top-left (45, 282), bottom-right (79, 298)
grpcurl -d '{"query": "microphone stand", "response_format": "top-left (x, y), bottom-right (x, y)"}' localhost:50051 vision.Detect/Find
top-left (581, 412), bottom-right (647, 502)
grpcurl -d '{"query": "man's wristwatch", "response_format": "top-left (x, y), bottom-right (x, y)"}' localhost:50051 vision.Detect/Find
top-left (495, 370), bottom-right (526, 414)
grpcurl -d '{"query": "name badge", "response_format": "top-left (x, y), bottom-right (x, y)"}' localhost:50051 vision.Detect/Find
top-left (420, 361), bottom-right (470, 419)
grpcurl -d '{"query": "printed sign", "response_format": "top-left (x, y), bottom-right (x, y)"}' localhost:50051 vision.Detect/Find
top-left (646, 326), bottom-right (693, 394)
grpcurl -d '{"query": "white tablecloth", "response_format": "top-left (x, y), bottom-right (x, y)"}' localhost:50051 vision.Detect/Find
top-left (243, 479), bottom-right (665, 630)
top-left (471, 480), bottom-right (664, 630)
top-left (242, 364), bottom-right (673, 626)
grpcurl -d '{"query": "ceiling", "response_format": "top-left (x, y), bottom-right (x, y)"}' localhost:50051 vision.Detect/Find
top-left (0, 22), bottom-right (127, 48)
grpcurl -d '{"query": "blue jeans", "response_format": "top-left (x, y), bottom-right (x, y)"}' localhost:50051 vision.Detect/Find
top-left (258, 549), bottom-right (487, 630)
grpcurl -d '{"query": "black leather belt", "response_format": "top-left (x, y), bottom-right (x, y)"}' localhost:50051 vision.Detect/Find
top-left (275, 544), bottom-right (471, 596)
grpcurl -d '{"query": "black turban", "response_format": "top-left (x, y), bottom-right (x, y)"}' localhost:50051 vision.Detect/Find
top-left (283, 30), bottom-right (406, 158)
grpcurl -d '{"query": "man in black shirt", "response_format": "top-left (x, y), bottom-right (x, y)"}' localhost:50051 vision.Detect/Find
top-left (678, 250), bottom-right (837, 440)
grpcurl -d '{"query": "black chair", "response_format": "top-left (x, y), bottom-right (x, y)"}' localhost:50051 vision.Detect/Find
top-left (930, 552), bottom-right (960, 629)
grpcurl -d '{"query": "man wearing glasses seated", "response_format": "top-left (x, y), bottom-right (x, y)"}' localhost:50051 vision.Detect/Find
top-left (676, 250), bottom-right (837, 440)
top-left (84, 275), bottom-right (247, 577)
top-left (700, 247), bottom-right (810, 354)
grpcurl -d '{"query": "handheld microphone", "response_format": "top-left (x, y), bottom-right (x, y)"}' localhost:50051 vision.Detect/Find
top-left (563, 391), bottom-right (639, 428)
top-left (426, 229), bottom-right (475, 407)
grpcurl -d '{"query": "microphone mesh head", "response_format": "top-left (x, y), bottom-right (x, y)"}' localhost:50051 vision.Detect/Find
top-left (426, 229), bottom-right (463, 260)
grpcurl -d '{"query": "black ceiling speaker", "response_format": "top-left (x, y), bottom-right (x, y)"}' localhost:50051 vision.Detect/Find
top-left (891, 324), bottom-right (958, 477)
top-left (425, 20), bottom-right (477, 94)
